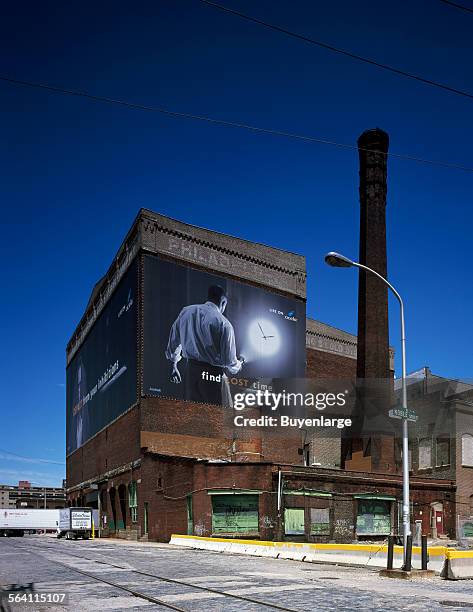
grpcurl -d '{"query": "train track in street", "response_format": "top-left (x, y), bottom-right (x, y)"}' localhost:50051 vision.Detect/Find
top-left (2, 538), bottom-right (300, 611)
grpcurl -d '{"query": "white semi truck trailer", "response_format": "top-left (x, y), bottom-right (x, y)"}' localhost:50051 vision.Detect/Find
top-left (0, 509), bottom-right (60, 537)
top-left (57, 507), bottom-right (93, 539)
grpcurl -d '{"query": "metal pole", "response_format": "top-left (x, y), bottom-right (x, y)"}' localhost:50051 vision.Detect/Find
top-left (399, 299), bottom-right (411, 563)
top-left (277, 469), bottom-right (283, 540)
top-left (277, 469), bottom-right (282, 517)
top-left (421, 534), bottom-right (428, 570)
top-left (351, 261), bottom-right (411, 565)
top-left (44, 487), bottom-right (46, 509)
top-left (98, 491), bottom-right (102, 539)
top-left (404, 534), bottom-right (413, 572)
top-left (387, 535), bottom-right (394, 570)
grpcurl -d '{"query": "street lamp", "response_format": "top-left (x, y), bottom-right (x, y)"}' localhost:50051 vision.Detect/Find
top-left (325, 251), bottom-right (411, 566)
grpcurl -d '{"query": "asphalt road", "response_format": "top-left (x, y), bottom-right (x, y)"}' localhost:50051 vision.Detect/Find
top-left (2, 535), bottom-right (473, 611)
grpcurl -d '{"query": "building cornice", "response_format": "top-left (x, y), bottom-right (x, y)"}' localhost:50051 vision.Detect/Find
top-left (306, 318), bottom-right (395, 370)
top-left (306, 319), bottom-right (358, 360)
top-left (66, 459), bottom-right (141, 494)
top-left (139, 210), bottom-right (306, 297)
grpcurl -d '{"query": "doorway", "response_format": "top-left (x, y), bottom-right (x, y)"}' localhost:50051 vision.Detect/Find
top-left (109, 488), bottom-right (117, 531)
top-left (431, 502), bottom-right (444, 537)
top-left (118, 484), bottom-right (127, 530)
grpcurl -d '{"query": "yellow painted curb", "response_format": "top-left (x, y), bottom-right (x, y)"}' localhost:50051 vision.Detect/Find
top-left (170, 534), bottom-right (446, 556)
top-left (446, 549), bottom-right (473, 560)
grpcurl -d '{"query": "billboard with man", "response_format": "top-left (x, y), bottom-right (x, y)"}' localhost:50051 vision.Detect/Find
top-left (143, 254), bottom-right (305, 405)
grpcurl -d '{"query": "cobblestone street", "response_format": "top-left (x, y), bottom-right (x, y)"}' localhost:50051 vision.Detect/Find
top-left (2, 536), bottom-right (473, 611)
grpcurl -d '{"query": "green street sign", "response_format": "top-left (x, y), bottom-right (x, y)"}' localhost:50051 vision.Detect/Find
top-left (389, 407), bottom-right (418, 422)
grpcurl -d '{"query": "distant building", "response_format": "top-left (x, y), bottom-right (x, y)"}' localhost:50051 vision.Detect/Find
top-left (394, 368), bottom-right (473, 538)
top-left (0, 481), bottom-right (66, 509)
top-left (0, 486), bottom-right (15, 509)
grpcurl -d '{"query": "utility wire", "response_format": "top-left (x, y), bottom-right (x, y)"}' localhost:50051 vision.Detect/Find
top-left (0, 447), bottom-right (65, 465)
top-left (439, 0), bottom-right (473, 14)
top-left (198, 0), bottom-right (473, 101)
top-left (2, 75), bottom-right (473, 172)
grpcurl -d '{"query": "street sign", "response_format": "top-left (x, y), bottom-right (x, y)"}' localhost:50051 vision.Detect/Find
top-left (389, 407), bottom-right (418, 422)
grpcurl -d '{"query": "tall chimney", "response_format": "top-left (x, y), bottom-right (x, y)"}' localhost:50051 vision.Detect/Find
top-left (342, 128), bottom-right (395, 474)
top-left (356, 128), bottom-right (390, 381)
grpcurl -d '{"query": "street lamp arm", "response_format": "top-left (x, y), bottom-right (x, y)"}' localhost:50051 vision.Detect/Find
top-left (351, 261), bottom-right (403, 310)
top-left (352, 261), bottom-right (407, 379)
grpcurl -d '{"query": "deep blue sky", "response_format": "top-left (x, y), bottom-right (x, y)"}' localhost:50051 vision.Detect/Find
top-left (1, 0), bottom-right (472, 486)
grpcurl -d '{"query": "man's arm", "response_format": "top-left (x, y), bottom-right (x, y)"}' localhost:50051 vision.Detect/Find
top-left (220, 321), bottom-right (243, 376)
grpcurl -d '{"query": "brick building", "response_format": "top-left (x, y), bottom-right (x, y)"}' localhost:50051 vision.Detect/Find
top-left (66, 129), bottom-right (463, 542)
top-left (65, 208), bottom-right (455, 543)
top-left (393, 369), bottom-right (473, 538)
top-left (0, 481), bottom-right (66, 509)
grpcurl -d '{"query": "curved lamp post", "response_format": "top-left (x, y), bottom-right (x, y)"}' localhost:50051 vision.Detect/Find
top-left (325, 251), bottom-right (411, 565)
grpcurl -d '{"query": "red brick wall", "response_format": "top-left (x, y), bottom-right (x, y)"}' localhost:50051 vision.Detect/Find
top-left (278, 467), bottom-right (456, 540)
top-left (141, 397), bottom-right (228, 438)
top-left (67, 405), bottom-right (140, 488)
top-left (306, 348), bottom-right (357, 379)
top-left (191, 462), bottom-right (275, 540)
top-left (140, 396), bottom-right (263, 461)
top-left (138, 455), bottom-right (192, 541)
top-left (87, 453), bottom-right (457, 542)
top-left (139, 457), bottom-right (275, 542)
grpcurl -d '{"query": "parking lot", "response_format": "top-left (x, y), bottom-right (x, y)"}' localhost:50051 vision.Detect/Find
top-left (2, 535), bottom-right (473, 610)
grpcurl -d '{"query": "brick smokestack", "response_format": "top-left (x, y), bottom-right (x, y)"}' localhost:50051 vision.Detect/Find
top-left (356, 128), bottom-right (390, 381)
top-left (342, 128), bottom-right (395, 473)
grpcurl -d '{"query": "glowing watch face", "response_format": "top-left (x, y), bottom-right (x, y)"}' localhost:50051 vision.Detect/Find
top-left (248, 319), bottom-right (281, 357)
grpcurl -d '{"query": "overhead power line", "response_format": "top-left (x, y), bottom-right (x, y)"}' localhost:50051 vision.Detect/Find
top-left (0, 448), bottom-right (65, 465)
top-left (198, 0), bottom-right (473, 101)
top-left (439, 0), bottom-right (473, 14)
top-left (1, 75), bottom-right (473, 172)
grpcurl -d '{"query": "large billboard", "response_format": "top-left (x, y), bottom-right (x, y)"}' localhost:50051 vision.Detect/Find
top-left (143, 255), bottom-right (305, 405)
top-left (66, 259), bottom-right (137, 454)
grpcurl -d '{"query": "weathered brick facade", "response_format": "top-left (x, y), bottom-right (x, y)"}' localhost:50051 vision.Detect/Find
top-left (66, 208), bottom-right (462, 543)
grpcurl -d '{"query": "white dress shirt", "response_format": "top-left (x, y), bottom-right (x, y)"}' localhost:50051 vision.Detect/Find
top-left (165, 301), bottom-right (242, 375)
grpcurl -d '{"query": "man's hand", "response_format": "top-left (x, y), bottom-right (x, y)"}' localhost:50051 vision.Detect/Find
top-left (238, 355), bottom-right (245, 365)
top-left (170, 364), bottom-right (182, 383)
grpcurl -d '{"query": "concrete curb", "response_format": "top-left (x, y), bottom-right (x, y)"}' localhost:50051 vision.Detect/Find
top-left (169, 534), bottom-right (447, 572)
top-left (441, 549), bottom-right (473, 579)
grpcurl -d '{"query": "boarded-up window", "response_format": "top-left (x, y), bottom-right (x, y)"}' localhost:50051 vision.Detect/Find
top-left (211, 495), bottom-right (258, 534)
top-left (284, 508), bottom-right (305, 535)
top-left (459, 518), bottom-right (473, 539)
top-left (462, 434), bottom-right (473, 467)
top-left (310, 508), bottom-right (330, 535)
top-left (436, 438), bottom-right (450, 467)
top-left (356, 499), bottom-right (391, 535)
top-left (418, 438), bottom-right (432, 469)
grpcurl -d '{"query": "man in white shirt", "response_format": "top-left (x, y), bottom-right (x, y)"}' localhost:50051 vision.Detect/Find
top-left (165, 285), bottom-right (244, 404)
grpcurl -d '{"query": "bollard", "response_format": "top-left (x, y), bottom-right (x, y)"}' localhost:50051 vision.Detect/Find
top-left (387, 536), bottom-right (394, 570)
top-left (421, 535), bottom-right (428, 570)
top-left (404, 535), bottom-right (413, 572)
